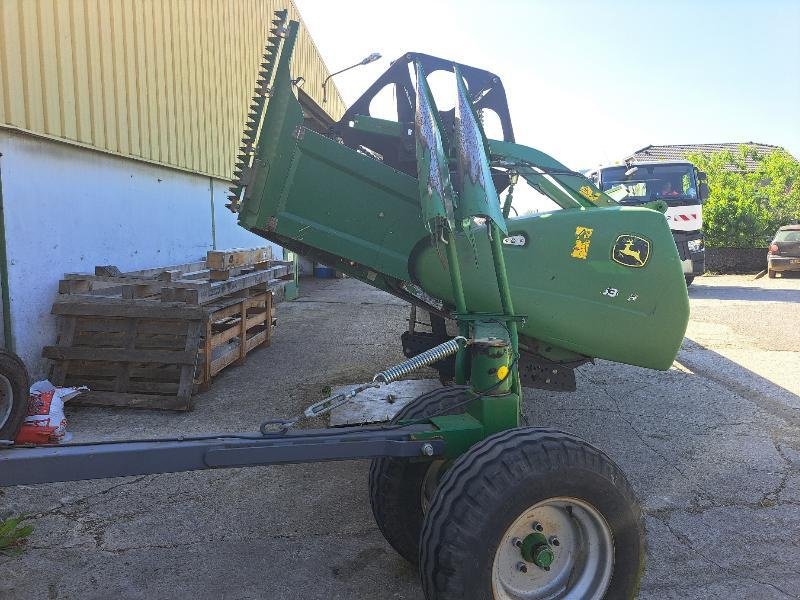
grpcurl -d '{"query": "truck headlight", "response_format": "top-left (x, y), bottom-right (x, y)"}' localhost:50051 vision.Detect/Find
top-left (687, 239), bottom-right (704, 253)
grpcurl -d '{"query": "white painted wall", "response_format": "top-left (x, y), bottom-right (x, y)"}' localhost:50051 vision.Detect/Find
top-left (0, 130), bottom-right (278, 377)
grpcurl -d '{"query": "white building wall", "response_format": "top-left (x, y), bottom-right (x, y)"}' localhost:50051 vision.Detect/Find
top-left (0, 130), bottom-right (278, 377)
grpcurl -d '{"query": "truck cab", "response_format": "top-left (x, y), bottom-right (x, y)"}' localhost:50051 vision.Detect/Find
top-left (587, 161), bottom-right (709, 285)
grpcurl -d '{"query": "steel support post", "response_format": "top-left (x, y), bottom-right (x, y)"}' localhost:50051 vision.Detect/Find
top-left (445, 229), bottom-right (470, 385)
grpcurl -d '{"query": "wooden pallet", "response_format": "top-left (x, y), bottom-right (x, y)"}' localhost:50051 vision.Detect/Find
top-left (198, 289), bottom-right (273, 390)
top-left (44, 247), bottom-right (289, 410)
top-left (44, 297), bottom-right (205, 410)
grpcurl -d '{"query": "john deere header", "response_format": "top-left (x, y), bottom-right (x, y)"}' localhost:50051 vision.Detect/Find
top-left (228, 11), bottom-right (689, 380)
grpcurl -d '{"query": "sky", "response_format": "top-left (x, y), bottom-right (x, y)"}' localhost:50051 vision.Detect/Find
top-left (295, 0), bottom-right (800, 170)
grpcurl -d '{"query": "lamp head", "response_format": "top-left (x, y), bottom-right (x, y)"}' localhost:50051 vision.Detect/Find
top-left (360, 52), bottom-right (381, 65)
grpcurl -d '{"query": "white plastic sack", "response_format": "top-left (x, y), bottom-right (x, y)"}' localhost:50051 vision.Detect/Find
top-left (14, 380), bottom-right (87, 444)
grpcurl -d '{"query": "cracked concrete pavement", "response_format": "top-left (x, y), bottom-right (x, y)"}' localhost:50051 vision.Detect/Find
top-left (1, 274), bottom-right (799, 599)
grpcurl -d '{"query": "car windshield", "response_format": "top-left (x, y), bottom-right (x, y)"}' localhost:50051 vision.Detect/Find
top-left (599, 164), bottom-right (698, 204)
top-left (775, 229), bottom-right (800, 242)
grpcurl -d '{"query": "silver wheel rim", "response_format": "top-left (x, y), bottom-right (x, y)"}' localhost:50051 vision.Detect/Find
top-left (492, 497), bottom-right (614, 600)
top-left (420, 459), bottom-right (447, 514)
top-left (0, 374), bottom-right (14, 429)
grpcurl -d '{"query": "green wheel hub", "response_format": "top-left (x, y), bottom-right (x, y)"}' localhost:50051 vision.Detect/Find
top-left (520, 532), bottom-right (554, 569)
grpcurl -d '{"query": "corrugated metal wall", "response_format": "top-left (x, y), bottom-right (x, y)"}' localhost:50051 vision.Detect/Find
top-left (0, 0), bottom-right (345, 179)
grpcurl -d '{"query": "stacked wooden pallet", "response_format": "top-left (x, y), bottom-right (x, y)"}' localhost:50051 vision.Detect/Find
top-left (43, 247), bottom-right (293, 410)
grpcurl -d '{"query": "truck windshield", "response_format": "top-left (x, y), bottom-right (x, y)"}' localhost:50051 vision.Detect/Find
top-left (599, 164), bottom-right (698, 204)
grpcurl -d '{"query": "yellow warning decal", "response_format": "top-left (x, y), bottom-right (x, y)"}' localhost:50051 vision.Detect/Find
top-left (579, 186), bottom-right (600, 202)
top-left (571, 226), bottom-right (593, 260)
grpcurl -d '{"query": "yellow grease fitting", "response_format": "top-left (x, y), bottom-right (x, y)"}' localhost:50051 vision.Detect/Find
top-left (571, 226), bottom-right (594, 260)
top-left (497, 365), bottom-right (510, 380)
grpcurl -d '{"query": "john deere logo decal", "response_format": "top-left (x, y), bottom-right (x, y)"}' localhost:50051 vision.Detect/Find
top-left (612, 235), bottom-right (650, 268)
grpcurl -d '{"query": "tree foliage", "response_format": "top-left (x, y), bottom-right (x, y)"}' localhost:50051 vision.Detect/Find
top-left (686, 146), bottom-right (800, 247)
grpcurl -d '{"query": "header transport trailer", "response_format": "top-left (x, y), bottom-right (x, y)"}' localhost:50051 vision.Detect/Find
top-left (1, 11), bottom-right (689, 599)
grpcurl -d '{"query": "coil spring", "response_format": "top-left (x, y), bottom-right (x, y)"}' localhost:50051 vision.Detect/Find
top-left (374, 336), bottom-right (466, 384)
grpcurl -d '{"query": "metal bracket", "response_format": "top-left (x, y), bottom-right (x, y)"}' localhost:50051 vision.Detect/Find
top-left (518, 352), bottom-right (577, 392)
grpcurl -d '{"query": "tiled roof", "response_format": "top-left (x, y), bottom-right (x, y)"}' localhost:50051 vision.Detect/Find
top-left (627, 142), bottom-right (784, 171)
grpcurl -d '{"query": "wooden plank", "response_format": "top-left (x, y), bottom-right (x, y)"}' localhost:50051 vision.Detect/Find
top-left (209, 344), bottom-right (240, 377)
top-left (70, 391), bottom-right (190, 411)
top-left (209, 269), bottom-right (233, 281)
top-left (59, 279), bottom-right (91, 294)
top-left (203, 291), bottom-right (266, 315)
top-left (43, 345), bottom-right (196, 365)
top-left (75, 318), bottom-right (189, 336)
top-left (64, 273), bottom-right (155, 283)
top-left (72, 329), bottom-right (184, 349)
top-left (160, 268), bottom-right (286, 305)
top-left (209, 260), bottom-right (272, 281)
top-left (176, 319), bottom-right (202, 405)
top-left (236, 299), bottom-right (247, 365)
top-left (95, 266), bottom-right (123, 277)
top-left (263, 291), bottom-right (273, 348)
top-left (157, 269), bottom-right (184, 282)
top-left (206, 246), bottom-right (271, 270)
top-left (201, 316), bottom-right (213, 390)
top-left (210, 311), bottom-right (265, 347)
top-left (66, 362), bottom-right (182, 381)
top-left (244, 328), bottom-right (268, 353)
top-left (119, 259), bottom-right (207, 279)
top-left (206, 293), bottom-right (267, 321)
top-left (113, 318), bottom-right (139, 393)
top-left (52, 296), bottom-right (205, 320)
top-left (121, 282), bottom-right (165, 299)
top-left (67, 378), bottom-right (180, 395)
top-left (175, 269), bottom-right (212, 281)
top-left (49, 316), bottom-right (77, 386)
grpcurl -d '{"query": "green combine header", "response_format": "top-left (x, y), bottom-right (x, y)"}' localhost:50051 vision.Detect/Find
top-left (228, 16), bottom-right (689, 383)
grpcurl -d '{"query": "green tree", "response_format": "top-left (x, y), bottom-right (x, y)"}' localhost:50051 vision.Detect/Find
top-left (686, 146), bottom-right (800, 247)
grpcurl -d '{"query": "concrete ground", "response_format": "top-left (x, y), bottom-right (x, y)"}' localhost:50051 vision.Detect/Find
top-left (1, 274), bottom-right (799, 599)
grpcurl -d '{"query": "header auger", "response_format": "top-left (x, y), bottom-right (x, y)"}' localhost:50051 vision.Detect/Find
top-left (2, 11), bottom-right (687, 598)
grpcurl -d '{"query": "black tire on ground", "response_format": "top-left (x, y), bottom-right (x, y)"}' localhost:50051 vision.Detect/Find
top-left (420, 427), bottom-right (645, 600)
top-left (0, 350), bottom-right (30, 441)
top-left (685, 275), bottom-right (695, 286)
top-left (768, 268), bottom-right (776, 278)
top-left (369, 385), bottom-right (470, 565)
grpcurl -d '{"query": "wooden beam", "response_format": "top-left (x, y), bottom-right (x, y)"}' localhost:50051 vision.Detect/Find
top-left (52, 296), bottom-right (205, 320)
top-left (70, 391), bottom-right (191, 411)
top-left (206, 247), bottom-right (272, 271)
top-left (160, 267), bottom-right (287, 305)
top-left (43, 345), bottom-right (197, 365)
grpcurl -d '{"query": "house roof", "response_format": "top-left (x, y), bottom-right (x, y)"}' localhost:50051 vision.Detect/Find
top-left (627, 142), bottom-right (784, 171)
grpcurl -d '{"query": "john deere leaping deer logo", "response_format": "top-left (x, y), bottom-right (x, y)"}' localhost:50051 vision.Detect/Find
top-left (612, 235), bottom-right (651, 268)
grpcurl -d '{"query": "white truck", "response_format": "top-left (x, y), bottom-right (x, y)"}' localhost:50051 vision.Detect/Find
top-left (587, 160), bottom-right (709, 285)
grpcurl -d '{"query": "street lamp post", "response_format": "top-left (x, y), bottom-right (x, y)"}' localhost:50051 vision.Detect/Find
top-left (322, 52), bottom-right (381, 103)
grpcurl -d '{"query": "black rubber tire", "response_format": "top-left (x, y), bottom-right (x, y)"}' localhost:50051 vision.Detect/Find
top-left (0, 350), bottom-right (30, 441)
top-left (369, 385), bottom-right (470, 565)
top-left (768, 268), bottom-right (776, 279)
top-left (420, 427), bottom-right (645, 600)
top-left (685, 275), bottom-right (695, 286)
